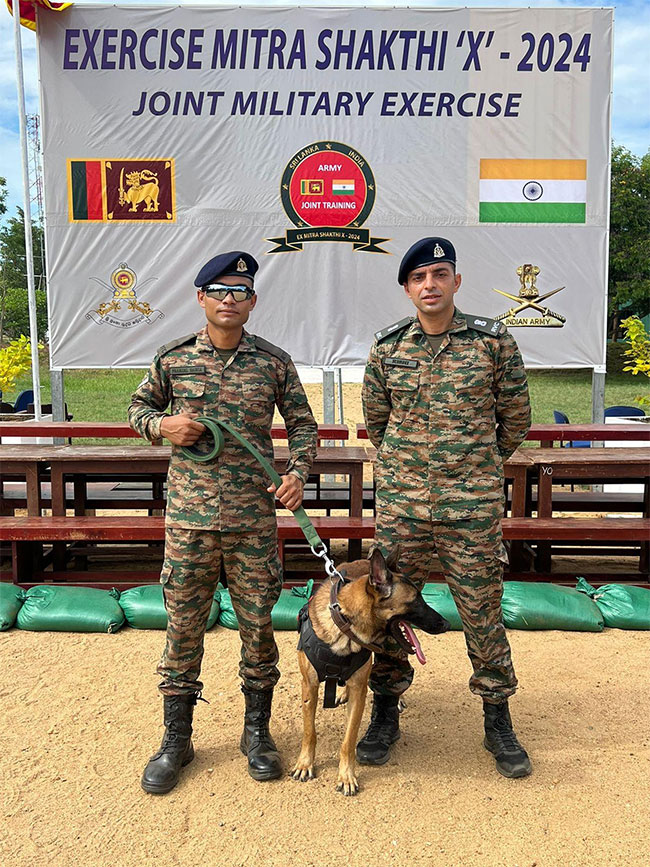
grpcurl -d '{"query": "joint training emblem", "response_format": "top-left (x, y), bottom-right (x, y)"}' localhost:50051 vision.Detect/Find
top-left (86, 263), bottom-right (164, 329)
top-left (266, 141), bottom-right (389, 254)
top-left (68, 159), bottom-right (176, 222)
top-left (493, 264), bottom-right (566, 328)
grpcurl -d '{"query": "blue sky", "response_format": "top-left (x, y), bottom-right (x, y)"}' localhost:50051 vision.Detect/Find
top-left (1, 0), bottom-right (648, 220)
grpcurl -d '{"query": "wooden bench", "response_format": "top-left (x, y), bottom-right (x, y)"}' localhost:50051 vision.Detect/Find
top-left (1, 515), bottom-right (648, 588)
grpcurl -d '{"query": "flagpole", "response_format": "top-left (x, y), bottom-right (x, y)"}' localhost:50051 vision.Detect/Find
top-left (13, 2), bottom-right (42, 420)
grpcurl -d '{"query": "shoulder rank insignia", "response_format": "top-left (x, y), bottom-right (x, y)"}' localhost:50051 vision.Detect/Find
top-left (463, 315), bottom-right (504, 337)
top-left (254, 335), bottom-right (291, 364)
top-left (156, 333), bottom-right (197, 357)
top-left (384, 357), bottom-right (419, 369)
top-left (375, 317), bottom-right (413, 342)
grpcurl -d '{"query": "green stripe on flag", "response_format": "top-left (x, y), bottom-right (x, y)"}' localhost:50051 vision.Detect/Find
top-left (333, 189), bottom-right (354, 195)
top-left (479, 202), bottom-right (585, 223)
top-left (71, 161), bottom-right (88, 221)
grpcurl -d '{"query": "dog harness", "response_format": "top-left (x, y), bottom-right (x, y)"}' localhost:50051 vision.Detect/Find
top-left (297, 603), bottom-right (372, 709)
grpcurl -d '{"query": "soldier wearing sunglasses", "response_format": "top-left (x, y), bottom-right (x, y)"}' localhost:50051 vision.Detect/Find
top-left (128, 250), bottom-right (318, 793)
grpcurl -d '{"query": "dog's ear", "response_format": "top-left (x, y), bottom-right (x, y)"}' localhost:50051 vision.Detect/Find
top-left (368, 547), bottom-right (393, 599)
top-left (385, 544), bottom-right (401, 574)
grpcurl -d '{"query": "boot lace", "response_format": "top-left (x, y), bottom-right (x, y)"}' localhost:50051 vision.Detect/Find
top-left (491, 717), bottom-right (523, 754)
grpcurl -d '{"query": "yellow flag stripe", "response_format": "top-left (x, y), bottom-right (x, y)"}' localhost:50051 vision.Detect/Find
top-left (480, 159), bottom-right (586, 180)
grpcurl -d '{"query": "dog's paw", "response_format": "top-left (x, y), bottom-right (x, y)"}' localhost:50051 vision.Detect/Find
top-left (335, 687), bottom-right (349, 707)
top-left (290, 762), bottom-right (315, 782)
top-left (335, 772), bottom-right (359, 796)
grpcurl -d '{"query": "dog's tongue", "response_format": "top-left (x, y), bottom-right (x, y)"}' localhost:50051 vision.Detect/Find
top-left (401, 621), bottom-right (426, 665)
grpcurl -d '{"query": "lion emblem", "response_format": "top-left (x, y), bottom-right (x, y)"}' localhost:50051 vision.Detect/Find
top-left (119, 168), bottom-right (160, 213)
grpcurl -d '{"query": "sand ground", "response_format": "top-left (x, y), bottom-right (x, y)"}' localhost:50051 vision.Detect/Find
top-left (2, 626), bottom-right (649, 867)
top-left (3, 382), bottom-right (648, 865)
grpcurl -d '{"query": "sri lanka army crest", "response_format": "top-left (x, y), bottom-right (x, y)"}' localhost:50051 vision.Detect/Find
top-left (267, 141), bottom-right (388, 253)
top-left (67, 159), bottom-right (176, 222)
top-left (86, 263), bottom-right (164, 329)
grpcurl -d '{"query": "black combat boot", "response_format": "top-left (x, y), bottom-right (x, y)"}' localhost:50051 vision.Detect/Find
top-left (356, 694), bottom-right (401, 765)
top-left (240, 688), bottom-right (282, 781)
top-left (141, 694), bottom-right (197, 794)
top-left (483, 700), bottom-right (532, 778)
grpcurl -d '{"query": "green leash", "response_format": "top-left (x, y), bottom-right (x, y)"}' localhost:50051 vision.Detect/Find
top-left (180, 416), bottom-right (328, 554)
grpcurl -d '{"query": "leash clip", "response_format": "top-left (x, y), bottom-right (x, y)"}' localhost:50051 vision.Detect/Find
top-left (310, 543), bottom-right (345, 584)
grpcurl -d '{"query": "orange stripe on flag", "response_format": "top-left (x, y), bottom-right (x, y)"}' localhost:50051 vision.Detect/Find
top-left (480, 159), bottom-right (587, 180)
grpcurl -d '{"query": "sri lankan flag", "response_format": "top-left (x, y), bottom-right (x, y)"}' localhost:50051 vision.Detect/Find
top-left (68, 160), bottom-right (106, 221)
top-left (479, 159), bottom-right (586, 223)
top-left (6, 0), bottom-right (72, 32)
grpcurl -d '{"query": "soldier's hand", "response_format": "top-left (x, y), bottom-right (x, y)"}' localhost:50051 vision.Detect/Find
top-left (160, 413), bottom-right (206, 446)
top-left (269, 473), bottom-right (304, 512)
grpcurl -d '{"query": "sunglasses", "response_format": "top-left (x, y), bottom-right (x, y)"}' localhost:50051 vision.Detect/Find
top-left (202, 284), bottom-right (255, 302)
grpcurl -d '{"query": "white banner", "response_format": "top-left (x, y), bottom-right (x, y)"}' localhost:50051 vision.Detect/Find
top-left (38, 4), bottom-right (613, 368)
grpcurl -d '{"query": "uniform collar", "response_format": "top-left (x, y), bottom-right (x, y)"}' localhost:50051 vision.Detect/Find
top-left (196, 326), bottom-right (256, 354)
top-left (408, 308), bottom-right (467, 341)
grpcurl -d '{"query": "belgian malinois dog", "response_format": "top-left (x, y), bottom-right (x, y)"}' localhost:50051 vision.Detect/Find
top-left (291, 545), bottom-right (449, 795)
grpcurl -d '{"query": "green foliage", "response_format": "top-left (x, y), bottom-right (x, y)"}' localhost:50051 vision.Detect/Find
top-left (0, 177), bottom-right (7, 220)
top-left (0, 287), bottom-right (49, 342)
top-left (620, 316), bottom-right (650, 406)
top-left (0, 208), bottom-right (46, 292)
top-left (609, 144), bottom-right (650, 325)
top-left (0, 335), bottom-right (36, 395)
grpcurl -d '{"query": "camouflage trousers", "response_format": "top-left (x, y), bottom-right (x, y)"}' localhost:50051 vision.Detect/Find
top-left (158, 525), bottom-right (283, 697)
top-left (371, 513), bottom-right (517, 703)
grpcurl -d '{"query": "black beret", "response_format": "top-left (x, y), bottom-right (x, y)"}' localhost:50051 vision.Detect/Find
top-left (398, 237), bottom-right (456, 284)
top-left (194, 251), bottom-right (259, 288)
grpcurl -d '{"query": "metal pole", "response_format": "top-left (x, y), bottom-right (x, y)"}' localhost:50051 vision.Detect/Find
top-left (13, 5), bottom-right (42, 420)
top-left (336, 367), bottom-right (344, 427)
top-left (592, 367), bottom-right (606, 424)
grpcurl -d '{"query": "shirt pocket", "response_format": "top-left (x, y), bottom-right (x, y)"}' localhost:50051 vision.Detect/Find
top-left (171, 376), bottom-right (206, 412)
top-left (386, 369), bottom-right (420, 411)
top-left (241, 380), bottom-right (275, 429)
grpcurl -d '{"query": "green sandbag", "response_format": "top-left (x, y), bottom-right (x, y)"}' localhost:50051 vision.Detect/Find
top-left (576, 578), bottom-right (650, 630)
top-left (421, 583), bottom-right (463, 630)
top-left (501, 581), bottom-right (604, 631)
top-left (119, 584), bottom-right (221, 630)
top-left (0, 584), bottom-right (25, 631)
top-left (218, 584), bottom-right (312, 631)
top-left (16, 586), bottom-right (125, 633)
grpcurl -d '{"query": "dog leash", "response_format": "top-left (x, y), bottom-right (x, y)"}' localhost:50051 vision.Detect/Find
top-left (180, 416), bottom-right (346, 582)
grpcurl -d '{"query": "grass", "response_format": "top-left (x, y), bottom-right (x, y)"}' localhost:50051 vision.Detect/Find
top-left (4, 343), bottom-right (647, 427)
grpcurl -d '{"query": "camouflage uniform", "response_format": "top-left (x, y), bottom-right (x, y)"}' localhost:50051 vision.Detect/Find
top-left (128, 326), bottom-right (317, 695)
top-left (362, 309), bottom-right (531, 701)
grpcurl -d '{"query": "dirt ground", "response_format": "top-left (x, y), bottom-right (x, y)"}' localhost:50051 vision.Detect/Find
top-left (2, 626), bottom-right (648, 867)
top-left (3, 381), bottom-right (648, 865)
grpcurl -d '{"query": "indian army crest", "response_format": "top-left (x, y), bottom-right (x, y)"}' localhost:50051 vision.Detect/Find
top-left (86, 263), bottom-right (164, 329)
top-left (493, 264), bottom-right (566, 327)
top-left (266, 140), bottom-right (389, 253)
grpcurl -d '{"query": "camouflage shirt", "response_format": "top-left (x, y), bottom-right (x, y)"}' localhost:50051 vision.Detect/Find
top-left (128, 327), bottom-right (318, 530)
top-left (362, 309), bottom-right (531, 522)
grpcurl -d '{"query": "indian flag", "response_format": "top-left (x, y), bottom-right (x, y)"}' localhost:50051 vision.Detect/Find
top-left (479, 159), bottom-right (586, 223)
top-left (332, 180), bottom-right (355, 195)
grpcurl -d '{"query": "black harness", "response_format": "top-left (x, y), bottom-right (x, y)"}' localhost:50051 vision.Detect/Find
top-left (297, 603), bottom-right (371, 708)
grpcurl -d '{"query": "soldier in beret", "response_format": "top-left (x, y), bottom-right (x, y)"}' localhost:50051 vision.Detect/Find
top-left (360, 237), bottom-right (532, 778)
top-left (128, 251), bottom-right (317, 793)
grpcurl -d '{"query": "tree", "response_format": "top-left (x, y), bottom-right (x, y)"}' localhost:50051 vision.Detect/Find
top-left (0, 287), bottom-right (48, 342)
top-left (0, 177), bottom-right (7, 220)
top-left (0, 207), bottom-right (47, 293)
top-left (609, 144), bottom-right (650, 336)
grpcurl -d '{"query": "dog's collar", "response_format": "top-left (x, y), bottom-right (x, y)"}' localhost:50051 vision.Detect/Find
top-left (329, 578), bottom-right (384, 655)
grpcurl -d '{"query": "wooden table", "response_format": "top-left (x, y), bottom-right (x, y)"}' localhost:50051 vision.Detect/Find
top-left (0, 445), bottom-right (66, 515)
top-left (0, 421), bottom-right (349, 443)
top-left (526, 447), bottom-right (650, 571)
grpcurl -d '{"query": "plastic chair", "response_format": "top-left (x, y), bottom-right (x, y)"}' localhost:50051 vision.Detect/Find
top-left (13, 389), bottom-right (34, 413)
top-left (604, 405), bottom-right (646, 419)
top-left (552, 410), bottom-right (591, 448)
